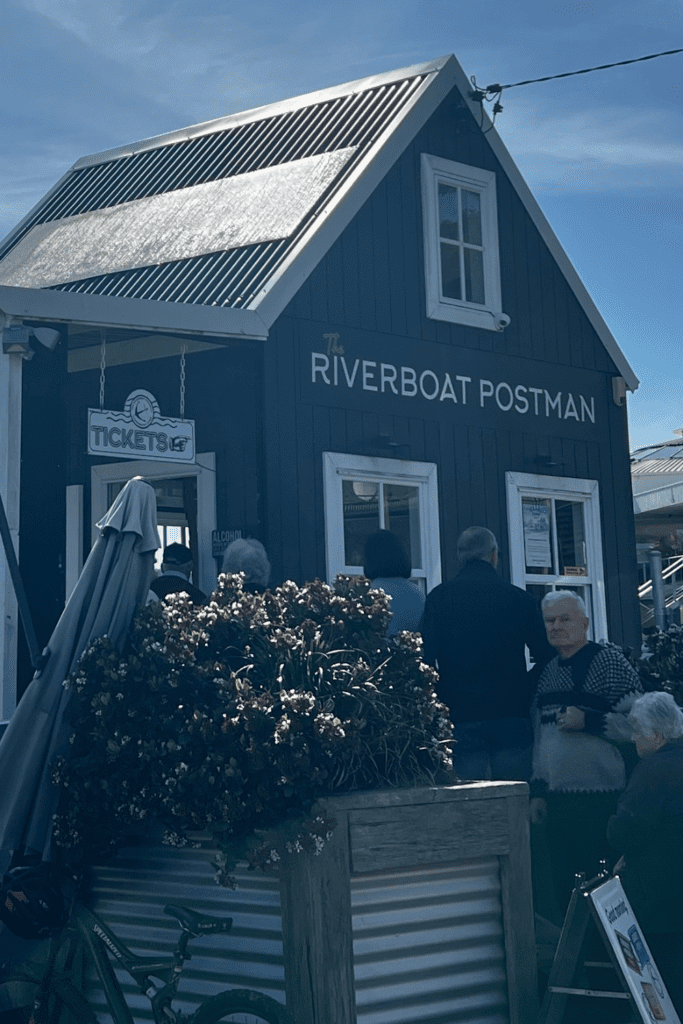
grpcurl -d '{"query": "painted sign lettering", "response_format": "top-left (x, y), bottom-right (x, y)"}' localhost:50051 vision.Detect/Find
top-left (311, 351), bottom-right (595, 424)
top-left (88, 390), bottom-right (195, 463)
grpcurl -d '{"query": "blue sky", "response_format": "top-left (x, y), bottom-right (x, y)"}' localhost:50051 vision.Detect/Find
top-left (2, 0), bottom-right (681, 451)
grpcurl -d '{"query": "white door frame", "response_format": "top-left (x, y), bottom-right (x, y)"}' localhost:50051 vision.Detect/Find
top-left (506, 470), bottom-right (608, 641)
top-left (89, 453), bottom-right (217, 598)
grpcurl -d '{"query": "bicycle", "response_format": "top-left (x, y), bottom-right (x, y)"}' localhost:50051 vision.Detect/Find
top-left (0, 894), bottom-right (291, 1024)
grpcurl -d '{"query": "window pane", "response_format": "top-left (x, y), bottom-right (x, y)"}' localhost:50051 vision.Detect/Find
top-left (440, 241), bottom-right (462, 300)
top-left (464, 247), bottom-right (485, 305)
top-left (555, 500), bottom-right (587, 574)
top-left (342, 479), bottom-right (379, 567)
top-left (438, 183), bottom-right (460, 240)
top-left (383, 483), bottom-right (422, 570)
top-left (523, 498), bottom-right (554, 574)
top-left (461, 190), bottom-right (482, 245)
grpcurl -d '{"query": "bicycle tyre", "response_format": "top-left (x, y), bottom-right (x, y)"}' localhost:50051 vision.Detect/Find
top-left (0, 970), bottom-right (97, 1024)
top-left (190, 988), bottom-right (291, 1024)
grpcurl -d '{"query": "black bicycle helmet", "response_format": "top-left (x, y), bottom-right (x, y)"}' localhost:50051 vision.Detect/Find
top-left (0, 865), bottom-right (67, 940)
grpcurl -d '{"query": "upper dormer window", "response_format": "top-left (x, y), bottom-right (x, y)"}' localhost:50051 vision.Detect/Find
top-left (421, 154), bottom-right (508, 332)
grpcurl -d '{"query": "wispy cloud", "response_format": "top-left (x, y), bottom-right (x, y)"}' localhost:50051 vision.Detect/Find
top-left (497, 102), bottom-right (683, 193)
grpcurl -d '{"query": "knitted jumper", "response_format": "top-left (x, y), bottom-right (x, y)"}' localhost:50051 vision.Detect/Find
top-left (531, 642), bottom-right (642, 796)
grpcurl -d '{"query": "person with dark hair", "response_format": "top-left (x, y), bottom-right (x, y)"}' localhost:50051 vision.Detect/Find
top-left (148, 542), bottom-right (206, 605)
top-left (363, 530), bottom-right (424, 636)
top-left (420, 526), bottom-right (553, 781)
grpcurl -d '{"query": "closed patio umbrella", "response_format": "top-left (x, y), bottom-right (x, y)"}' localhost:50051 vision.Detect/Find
top-left (0, 476), bottom-right (158, 860)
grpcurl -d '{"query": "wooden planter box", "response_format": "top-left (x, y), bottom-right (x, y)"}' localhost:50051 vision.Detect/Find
top-left (92, 782), bottom-right (536, 1024)
top-left (280, 781), bottom-right (537, 1024)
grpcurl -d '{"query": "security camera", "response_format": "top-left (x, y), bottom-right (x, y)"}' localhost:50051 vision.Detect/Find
top-left (494, 313), bottom-right (511, 331)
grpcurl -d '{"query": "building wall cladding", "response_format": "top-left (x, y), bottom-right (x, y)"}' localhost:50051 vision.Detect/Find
top-left (262, 84), bottom-right (639, 646)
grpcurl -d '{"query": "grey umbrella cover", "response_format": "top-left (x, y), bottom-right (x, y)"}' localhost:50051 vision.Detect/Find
top-left (0, 477), bottom-right (158, 859)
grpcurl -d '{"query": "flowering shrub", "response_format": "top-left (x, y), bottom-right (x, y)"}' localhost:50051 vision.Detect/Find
top-left (53, 575), bottom-right (453, 883)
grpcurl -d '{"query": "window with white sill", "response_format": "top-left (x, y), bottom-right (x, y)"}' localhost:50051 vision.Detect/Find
top-left (421, 153), bottom-right (507, 332)
top-left (323, 452), bottom-right (441, 593)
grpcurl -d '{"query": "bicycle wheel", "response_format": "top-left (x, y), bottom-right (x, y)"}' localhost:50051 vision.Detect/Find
top-left (190, 988), bottom-right (291, 1024)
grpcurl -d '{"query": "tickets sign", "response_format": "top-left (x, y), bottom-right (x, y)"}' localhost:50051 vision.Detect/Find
top-left (88, 390), bottom-right (195, 464)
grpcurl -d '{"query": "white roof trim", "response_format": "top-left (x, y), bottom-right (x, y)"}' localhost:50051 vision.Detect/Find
top-left (253, 56), bottom-right (458, 327)
top-left (0, 286), bottom-right (268, 340)
top-left (445, 59), bottom-right (639, 392)
top-left (73, 56), bottom-right (451, 170)
top-left (249, 54), bottom-right (638, 391)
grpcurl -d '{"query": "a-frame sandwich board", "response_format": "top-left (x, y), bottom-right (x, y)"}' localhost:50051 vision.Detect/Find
top-left (539, 868), bottom-right (680, 1023)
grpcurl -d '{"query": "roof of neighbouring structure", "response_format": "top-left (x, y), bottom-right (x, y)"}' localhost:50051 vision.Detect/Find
top-left (0, 54), bottom-right (639, 388)
top-left (631, 433), bottom-right (683, 514)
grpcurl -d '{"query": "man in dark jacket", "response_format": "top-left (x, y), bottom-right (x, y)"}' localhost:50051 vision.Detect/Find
top-left (421, 526), bottom-right (553, 780)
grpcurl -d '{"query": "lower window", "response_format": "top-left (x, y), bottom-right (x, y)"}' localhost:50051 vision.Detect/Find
top-left (506, 471), bottom-right (608, 640)
top-left (323, 453), bottom-right (441, 592)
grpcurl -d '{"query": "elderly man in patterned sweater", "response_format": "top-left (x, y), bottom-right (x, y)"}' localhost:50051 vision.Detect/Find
top-left (529, 590), bottom-right (642, 912)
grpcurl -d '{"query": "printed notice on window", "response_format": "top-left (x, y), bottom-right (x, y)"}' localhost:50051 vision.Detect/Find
top-left (523, 500), bottom-right (552, 568)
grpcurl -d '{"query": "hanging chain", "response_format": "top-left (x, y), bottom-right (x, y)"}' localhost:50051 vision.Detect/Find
top-left (179, 343), bottom-right (186, 420)
top-left (99, 329), bottom-right (106, 410)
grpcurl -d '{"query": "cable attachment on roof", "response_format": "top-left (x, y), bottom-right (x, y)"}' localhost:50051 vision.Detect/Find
top-left (468, 77), bottom-right (504, 132)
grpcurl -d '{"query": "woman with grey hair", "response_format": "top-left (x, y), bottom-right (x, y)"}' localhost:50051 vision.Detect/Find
top-left (608, 691), bottom-right (683, 1014)
top-left (222, 538), bottom-right (270, 592)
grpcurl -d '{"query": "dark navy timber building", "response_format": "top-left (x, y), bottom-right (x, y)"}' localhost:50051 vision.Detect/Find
top-left (0, 55), bottom-right (640, 717)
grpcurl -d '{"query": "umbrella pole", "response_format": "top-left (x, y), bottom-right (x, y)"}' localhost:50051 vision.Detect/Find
top-left (0, 490), bottom-right (43, 670)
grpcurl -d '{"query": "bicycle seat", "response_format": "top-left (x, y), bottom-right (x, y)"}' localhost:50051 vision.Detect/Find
top-left (164, 905), bottom-right (233, 936)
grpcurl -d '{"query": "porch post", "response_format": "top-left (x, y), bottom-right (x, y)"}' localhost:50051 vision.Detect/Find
top-left (0, 341), bottom-right (24, 720)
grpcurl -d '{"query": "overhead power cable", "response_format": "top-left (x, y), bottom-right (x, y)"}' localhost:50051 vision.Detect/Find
top-left (469, 47), bottom-right (683, 130)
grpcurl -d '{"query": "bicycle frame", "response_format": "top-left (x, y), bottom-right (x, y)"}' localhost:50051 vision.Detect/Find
top-left (71, 902), bottom-right (189, 1024)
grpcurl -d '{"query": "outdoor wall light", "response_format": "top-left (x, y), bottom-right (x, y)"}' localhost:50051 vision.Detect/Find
top-left (2, 325), bottom-right (61, 355)
top-left (2, 327), bottom-right (31, 355)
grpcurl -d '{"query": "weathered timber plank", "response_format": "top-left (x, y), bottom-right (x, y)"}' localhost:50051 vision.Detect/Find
top-left (317, 781), bottom-right (527, 813)
top-left (279, 810), bottom-right (356, 1024)
top-left (501, 792), bottom-right (539, 1024)
top-left (349, 797), bottom-right (510, 873)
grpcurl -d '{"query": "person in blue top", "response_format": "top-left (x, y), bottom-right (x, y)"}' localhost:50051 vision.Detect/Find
top-left (363, 530), bottom-right (425, 637)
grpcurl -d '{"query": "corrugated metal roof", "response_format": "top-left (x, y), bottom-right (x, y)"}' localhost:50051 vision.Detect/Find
top-left (0, 53), bottom-right (642, 390)
top-left (0, 73), bottom-right (429, 307)
top-left (631, 458), bottom-right (683, 476)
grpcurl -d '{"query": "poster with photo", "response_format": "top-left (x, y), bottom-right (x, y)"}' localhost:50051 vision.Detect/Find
top-left (522, 499), bottom-right (552, 568)
top-left (589, 877), bottom-right (681, 1023)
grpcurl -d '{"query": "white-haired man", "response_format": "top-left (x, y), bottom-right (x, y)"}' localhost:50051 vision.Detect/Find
top-left (530, 590), bottom-right (643, 911)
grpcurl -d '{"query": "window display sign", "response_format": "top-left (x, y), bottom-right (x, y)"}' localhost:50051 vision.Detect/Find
top-left (590, 877), bottom-right (680, 1023)
top-left (523, 499), bottom-right (552, 568)
top-left (88, 390), bottom-right (195, 464)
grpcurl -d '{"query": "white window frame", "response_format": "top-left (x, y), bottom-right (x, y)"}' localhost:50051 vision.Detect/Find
top-left (506, 471), bottom-right (608, 641)
top-left (89, 453), bottom-right (217, 598)
top-left (323, 452), bottom-right (441, 591)
top-left (421, 153), bottom-right (507, 331)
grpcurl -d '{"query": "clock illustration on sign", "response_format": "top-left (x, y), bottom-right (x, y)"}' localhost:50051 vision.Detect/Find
top-left (125, 390), bottom-right (159, 428)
